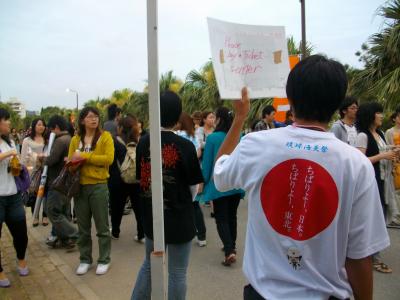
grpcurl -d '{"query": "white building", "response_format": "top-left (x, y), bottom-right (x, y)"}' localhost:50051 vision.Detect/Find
top-left (7, 97), bottom-right (26, 118)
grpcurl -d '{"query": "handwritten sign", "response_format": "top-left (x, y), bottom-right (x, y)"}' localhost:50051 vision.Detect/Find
top-left (207, 18), bottom-right (290, 99)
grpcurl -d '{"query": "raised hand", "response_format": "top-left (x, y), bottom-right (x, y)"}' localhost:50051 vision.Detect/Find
top-left (232, 87), bottom-right (250, 121)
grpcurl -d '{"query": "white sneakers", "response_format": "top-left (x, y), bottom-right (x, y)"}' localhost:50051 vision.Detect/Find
top-left (96, 264), bottom-right (110, 275)
top-left (76, 263), bottom-right (91, 275)
top-left (76, 263), bottom-right (110, 275)
top-left (197, 239), bottom-right (207, 247)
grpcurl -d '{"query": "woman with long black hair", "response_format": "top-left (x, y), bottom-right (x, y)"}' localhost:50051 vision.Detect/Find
top-left (21, 118), bottom-right (48, 226)
top-left (68, 107), bottom-right (114, 276)
top-left (355, 101), bottom-right (396, 274)
top-left (0, 108), bottom-right (29, 287)
top-left (201, 107), bottom-right (245, 266)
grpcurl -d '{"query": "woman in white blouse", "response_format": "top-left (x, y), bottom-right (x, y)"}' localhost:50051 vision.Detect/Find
top-left (21, 118), bottom-right (47, 226)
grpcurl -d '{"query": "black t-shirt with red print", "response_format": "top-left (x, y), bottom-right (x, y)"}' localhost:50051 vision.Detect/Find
top-left (136, 131), bottom-right (203, 244)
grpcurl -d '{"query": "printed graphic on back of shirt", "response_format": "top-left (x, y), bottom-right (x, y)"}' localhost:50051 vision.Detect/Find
top-left (140, 143), bottom-right (180, 207)
top-left (260, 159), bottom-right (339, 269)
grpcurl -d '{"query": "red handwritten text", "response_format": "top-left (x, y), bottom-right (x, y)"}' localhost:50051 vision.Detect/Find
top-left (231, 64), bottom-right (262, 75)
top-left (225, 36), bottom-right (241, 49)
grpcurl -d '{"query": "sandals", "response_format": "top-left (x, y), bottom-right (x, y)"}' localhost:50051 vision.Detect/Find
top-left (221, 253), bottom-right (236, 267)
top-left (373, 262), bottom-right (392, 274)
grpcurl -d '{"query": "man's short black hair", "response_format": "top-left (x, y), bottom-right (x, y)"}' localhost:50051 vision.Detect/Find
top-left (286, 55), bottom-right (348, 123)
top-left (339, 96), bottom-right (358, 119)
top-left (47, 115), bottom-right (68, 131)
top-left (160, 91), bottom-right (182, 128)
top-left (107, 104), bottom-right (121, 121)
top-left (262, 105), bottom-right (276, 118)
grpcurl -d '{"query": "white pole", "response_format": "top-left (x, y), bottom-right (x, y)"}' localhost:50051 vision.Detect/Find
top-left (33, 132), bottom-right (56, 221)
top-left (147, 0), bottom-right (166, 299)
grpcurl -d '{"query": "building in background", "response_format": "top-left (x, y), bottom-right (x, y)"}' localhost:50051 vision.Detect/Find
top-left (7, 97), bottom-right (26, 118)
top-left (26, 110), bottom-right (39, 117)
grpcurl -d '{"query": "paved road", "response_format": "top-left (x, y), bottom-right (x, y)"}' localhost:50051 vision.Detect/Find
top-left (2, 200), bottom-right (399, 300)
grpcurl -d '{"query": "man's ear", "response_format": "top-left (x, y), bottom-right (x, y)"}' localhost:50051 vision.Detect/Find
top-left (288, 100), bottom-right (295, 119)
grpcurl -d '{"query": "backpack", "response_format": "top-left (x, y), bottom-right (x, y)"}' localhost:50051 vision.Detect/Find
top-left (117, 137), bottom-right (137, 184)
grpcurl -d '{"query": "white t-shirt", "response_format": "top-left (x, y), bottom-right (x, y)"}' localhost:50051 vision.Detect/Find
top-left (214, 126), bottom-right (389, 300)
top-left (0, 139), bottom-right (18, 196)
top-left (343, 123), bottom-right (357, 147)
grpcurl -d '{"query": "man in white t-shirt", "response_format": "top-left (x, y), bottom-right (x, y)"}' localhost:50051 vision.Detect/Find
top-left (213, 55), bottom-right (389, 300)
top-left (331, 97), bottom-right (358, 147)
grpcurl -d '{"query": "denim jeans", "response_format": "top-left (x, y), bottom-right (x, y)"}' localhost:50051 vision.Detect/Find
top-left (131, 238), bottom-right (192, 300)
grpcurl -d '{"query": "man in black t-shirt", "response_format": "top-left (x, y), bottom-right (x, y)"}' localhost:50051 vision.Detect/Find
top-left (131, 91), bottom-right (203, 300)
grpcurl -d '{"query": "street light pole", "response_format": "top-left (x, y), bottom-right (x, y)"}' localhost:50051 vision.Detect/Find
top-left (300, 0), bottom-right (307, 60)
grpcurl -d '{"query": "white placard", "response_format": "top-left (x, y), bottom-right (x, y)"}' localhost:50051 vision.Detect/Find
top-left (207, 18), bottom-right (290, 99)
top-left (277, 104), bottom-right (291, 112)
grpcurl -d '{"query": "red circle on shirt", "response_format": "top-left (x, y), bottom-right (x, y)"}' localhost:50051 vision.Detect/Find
top-left (260, 159), bottom-right (338, 241)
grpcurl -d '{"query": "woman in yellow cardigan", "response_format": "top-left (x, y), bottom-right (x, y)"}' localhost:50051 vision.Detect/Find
top-left (68, 107), bottom-right (114, 276)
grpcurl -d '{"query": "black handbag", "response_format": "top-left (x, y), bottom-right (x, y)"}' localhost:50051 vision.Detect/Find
top-left (66, 169), bottom-right (81, 198)
top-left (51, 164), bottom-right (82, 198)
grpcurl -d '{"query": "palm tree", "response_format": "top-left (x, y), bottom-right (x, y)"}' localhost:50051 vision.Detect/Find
top-left (159, 71), bottom-right (183, 93)
top-left (353, 0), bottom-right (400, 109)
top-left (287, 36), bottom-right (314, 56)
top-left (122, 92), bottom-right (149, 127)
top-left (180, 61), bottom-right (223, 113)
top-left (110, 88), bottom-right (134, 108)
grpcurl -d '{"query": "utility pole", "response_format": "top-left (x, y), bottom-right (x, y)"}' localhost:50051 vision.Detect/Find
top-left (300, 0), bottom-right (307, 60)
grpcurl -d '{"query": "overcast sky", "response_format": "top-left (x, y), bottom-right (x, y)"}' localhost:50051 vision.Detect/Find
top-left (0, 0), bottom-right (385, 111)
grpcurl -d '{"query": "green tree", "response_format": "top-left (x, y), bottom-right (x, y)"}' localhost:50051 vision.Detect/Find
top-left (159, 71), bottom-right (183, 93)
top-left (180, 61), bottom-right (222, 113)
top-left (110, 88), bottom-right (134, 108)
top-left (40, 106), bottom-right (67, 122)
top-left (122, 92), bottom-right (149, 127)
top-left (23, 115), bottom-right (36, 130)
top-left (353, 0), bottom-right (400, 109)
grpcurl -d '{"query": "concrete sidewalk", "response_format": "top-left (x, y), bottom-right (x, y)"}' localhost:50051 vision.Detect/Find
top-left (1, 202), bottom-right (399, 300)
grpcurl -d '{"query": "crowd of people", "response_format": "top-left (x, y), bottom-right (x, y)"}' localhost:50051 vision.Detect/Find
top-left (0, 55), bottom-right (398, 299)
